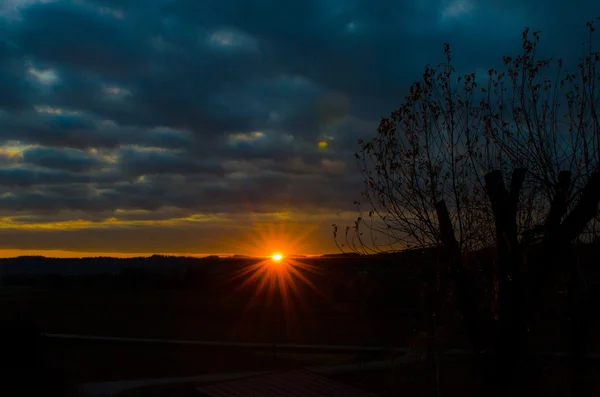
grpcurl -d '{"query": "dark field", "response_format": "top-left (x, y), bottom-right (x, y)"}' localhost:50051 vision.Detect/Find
top-left (0, 255), bottom-right (431, 346)
top-left (8, 289), bottom-right (417, 345)
top-left (0, 255), bottom-right (429, 389)
top-left (1, 254), bottom-right (600, 395)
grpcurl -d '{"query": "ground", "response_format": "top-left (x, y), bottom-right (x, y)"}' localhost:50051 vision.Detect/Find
top-left (1, 254), bottom-right (600, 395)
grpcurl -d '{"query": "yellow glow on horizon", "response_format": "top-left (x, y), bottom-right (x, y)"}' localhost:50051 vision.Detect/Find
top-left (0, 204), bottom-right (357, 256)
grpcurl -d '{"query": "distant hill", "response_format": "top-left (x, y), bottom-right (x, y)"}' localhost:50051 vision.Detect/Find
top-left (0, 246), bottom-right (448, 277)
top-left (0, 255), bottom-right (209, 276)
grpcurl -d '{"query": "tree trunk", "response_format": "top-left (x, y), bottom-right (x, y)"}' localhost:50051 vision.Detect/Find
top-left (484, 169), bottom-right (526, 395)
top-left (434, 200), bottom-right (488, 392)
top-left (540, 171), bottom-right (600, 395)
top-left (568, 257), bottom-right (588, 396)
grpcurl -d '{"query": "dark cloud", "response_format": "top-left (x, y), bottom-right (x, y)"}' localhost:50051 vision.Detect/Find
top-left (0, 110), bottom-right (118, 149)
top-left (0, 109), bottom-right (194, 150)
top-left (22, 146), bottom-right (105, 172)
top-left (0, 0), bottom-right (598, 254)
top-left (117, 147), bottom-right (224, 177)
top-left (15, 1), bottom-right (150, 79)
top-left (0, 168), bottom-right (94, 188)
top-left (0, 34), bottom-right (35, 110)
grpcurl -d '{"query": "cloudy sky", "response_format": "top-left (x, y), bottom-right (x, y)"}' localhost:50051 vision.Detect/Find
top-left (0, 0), bottom-right (597, 257)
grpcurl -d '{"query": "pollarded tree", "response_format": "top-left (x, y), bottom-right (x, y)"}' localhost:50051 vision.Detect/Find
top-left (479, 22), bottom-right (600, 396)
top-left (337, 19), bottom-right (600, 395)
top-left (345, 42), bottom-right (495, 254)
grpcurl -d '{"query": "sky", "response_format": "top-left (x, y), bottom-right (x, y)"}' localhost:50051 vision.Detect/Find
top-left (0, 0), bottom-right (598, 257)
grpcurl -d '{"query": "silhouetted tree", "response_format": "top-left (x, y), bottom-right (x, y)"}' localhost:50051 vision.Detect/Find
top-left (337, 19), bottom-right (600, 395)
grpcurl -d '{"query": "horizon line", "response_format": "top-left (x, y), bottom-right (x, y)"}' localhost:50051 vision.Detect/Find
top-left (0, 249), bottom-right (339, 259)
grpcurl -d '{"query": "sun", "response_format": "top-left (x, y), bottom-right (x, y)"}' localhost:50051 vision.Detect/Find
top-left (271, 253), bottom-right (283, 262)
top-left (228, 246), bottom-right (331, 326)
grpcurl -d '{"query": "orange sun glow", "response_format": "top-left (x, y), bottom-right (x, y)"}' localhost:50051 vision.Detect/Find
top-left (225, 224), bottom-right (333, 319)
top-left (217, 209), bottom-right (332, 340)
top-left (271, 253), bottom-right (283, 261)
top-left (230, 253), bottom-right (328, 318)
